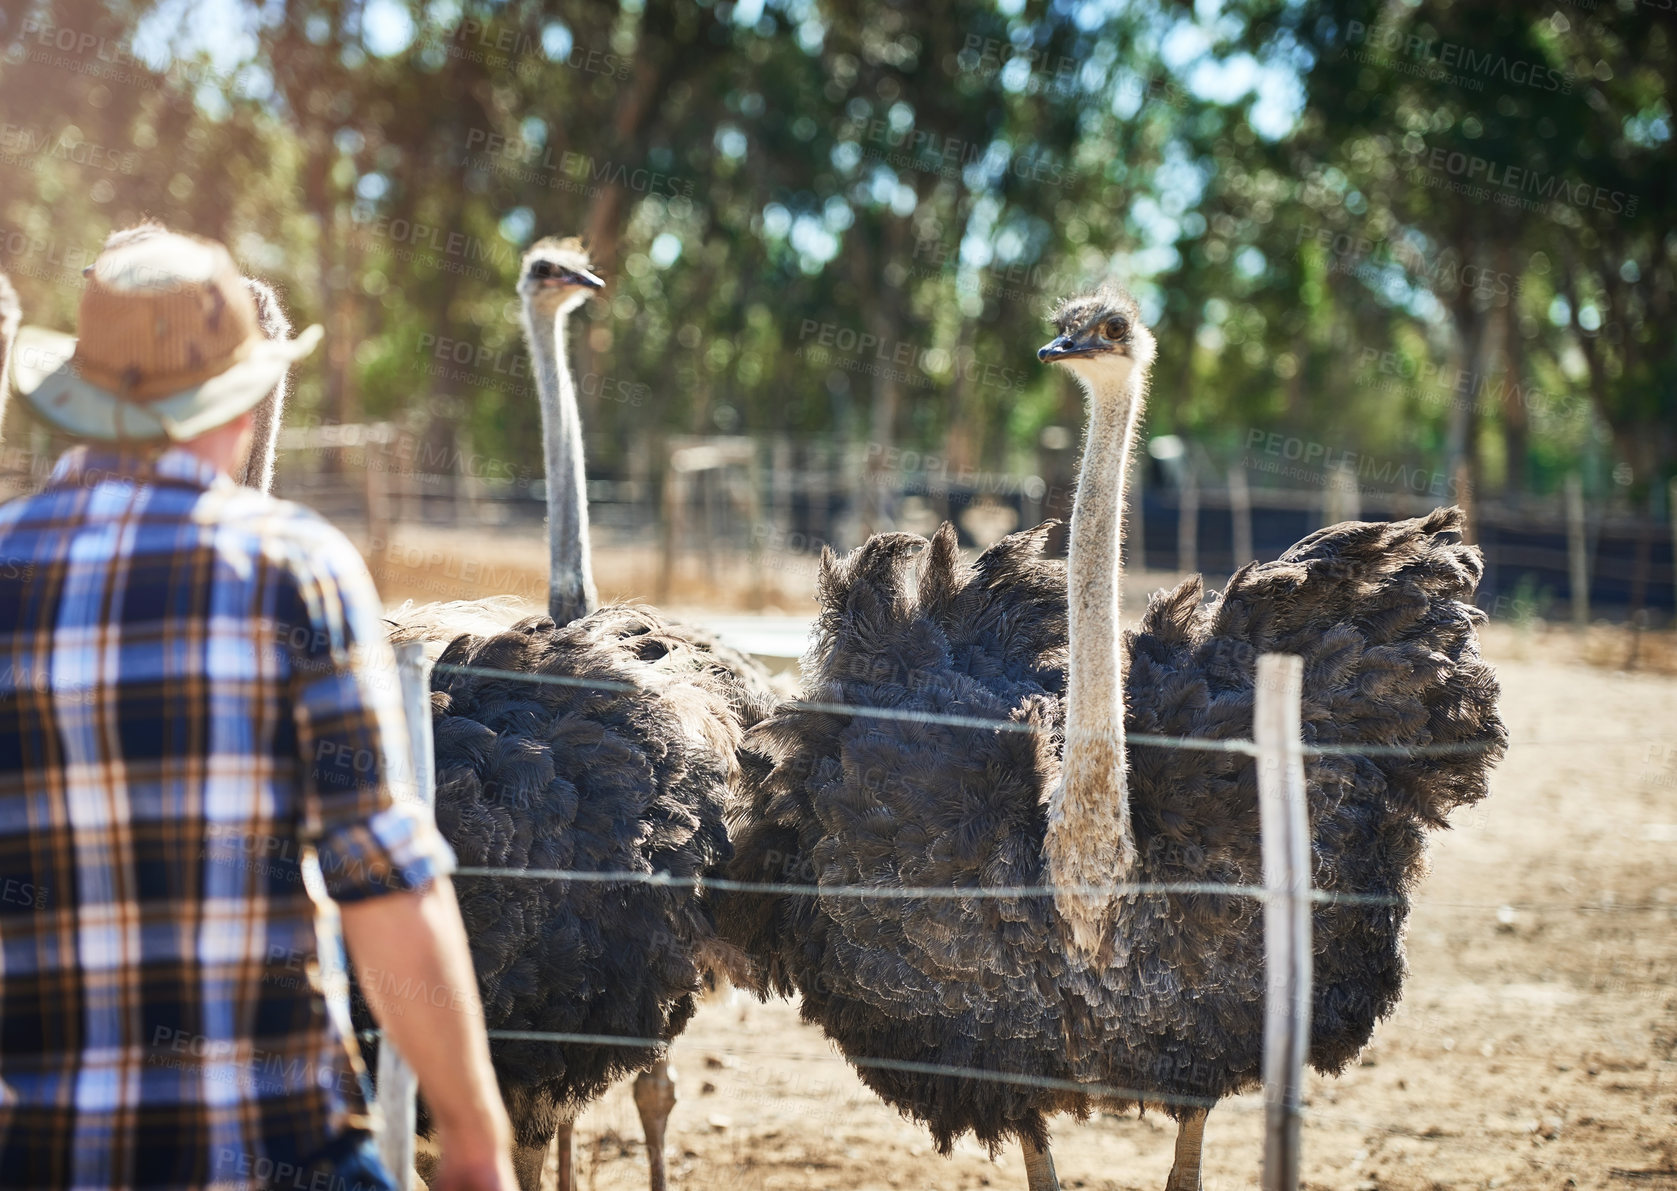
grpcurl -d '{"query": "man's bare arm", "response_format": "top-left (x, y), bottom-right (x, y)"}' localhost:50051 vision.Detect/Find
top-left (340, 876), bottom-right (516, 1191)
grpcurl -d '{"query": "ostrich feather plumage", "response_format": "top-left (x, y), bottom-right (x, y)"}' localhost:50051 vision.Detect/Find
top-left (721, 508), bottom-right (1504, 1154)
top-left (373, 599), bottom-right (772, 1151)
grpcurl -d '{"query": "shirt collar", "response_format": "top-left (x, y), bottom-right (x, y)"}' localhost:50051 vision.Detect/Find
top-left (48, 444), bottom-right (232, 493)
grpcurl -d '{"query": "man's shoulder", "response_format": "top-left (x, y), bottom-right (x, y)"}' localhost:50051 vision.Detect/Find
top-left (199, 487), bottom-right (370, 584)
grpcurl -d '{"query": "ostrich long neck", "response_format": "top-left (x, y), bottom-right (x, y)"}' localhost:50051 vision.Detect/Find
top-left (1044, 355), bottom-right (1146, 955)
top-left (242, 386), bottom-right (284, 493)
top-left (525, 300), bottom-right (598, 625)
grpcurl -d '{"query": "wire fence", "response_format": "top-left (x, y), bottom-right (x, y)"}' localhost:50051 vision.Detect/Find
top-left (428, 657), bottom-right (1671, 757)
top-left (365, 641), bottom-right (1668, 1190)
top-left (431, 659), bottom-right (1512, 760)
top-left (251, 430), bottom-right (1677, 624)
top-left (444, 866), bottom-right (1674, 915)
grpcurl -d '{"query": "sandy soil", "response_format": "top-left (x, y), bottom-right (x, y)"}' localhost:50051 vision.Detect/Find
top-left (375, 525), bottom-right (1677, 1190)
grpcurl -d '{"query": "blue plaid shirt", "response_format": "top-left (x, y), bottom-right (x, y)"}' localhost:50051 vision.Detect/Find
top-left (0, 446), bottom-right (455, 1189)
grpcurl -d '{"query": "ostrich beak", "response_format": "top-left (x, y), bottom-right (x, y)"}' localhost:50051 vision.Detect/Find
top-left (1038, 334), bottom-right (1097, 363)
top-left (531, 267), bottom-right (606, 292)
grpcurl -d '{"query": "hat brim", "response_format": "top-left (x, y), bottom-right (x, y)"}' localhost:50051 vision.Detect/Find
top-left (12, 324), bottom-right (323, 443)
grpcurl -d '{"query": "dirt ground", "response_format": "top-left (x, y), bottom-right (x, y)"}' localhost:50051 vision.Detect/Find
top-left (377, 526), bottom-right (1677, 1191)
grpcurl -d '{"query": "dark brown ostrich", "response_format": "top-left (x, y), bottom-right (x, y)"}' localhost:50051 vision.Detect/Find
top-left (717, 287), bottom-right (1506, 1190)
top-left (379, 238), bottom-right (774, 1191)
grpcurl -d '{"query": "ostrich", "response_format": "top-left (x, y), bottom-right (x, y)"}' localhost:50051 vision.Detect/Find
top-left (377, 237), bottom-right (774, 1191)
top-left (0, 271), bottom-right (18, 431)
top-left (237, 275), bottom-right (294, 491)
top-left (717, 286), bottom-right (1505, 1190)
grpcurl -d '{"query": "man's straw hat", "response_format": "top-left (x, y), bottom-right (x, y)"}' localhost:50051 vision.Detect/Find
top-left (11, 230), bottom-right (321, 442)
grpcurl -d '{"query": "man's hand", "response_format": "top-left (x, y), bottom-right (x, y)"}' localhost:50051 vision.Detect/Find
top-left (340, 876), bottom-right (516, 1191)
top-left (432, 1142), bottom-right (519, 1191)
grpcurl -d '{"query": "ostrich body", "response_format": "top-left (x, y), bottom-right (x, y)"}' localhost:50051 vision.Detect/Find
top-left (718, 289), bottom-right (1505, 1189)
top-left (379, 239), bottom-right (774, 1191)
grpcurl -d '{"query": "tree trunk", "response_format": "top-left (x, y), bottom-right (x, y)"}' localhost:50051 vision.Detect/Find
top-left (1446, 291), bottom-right (1488, 511)
top-left (1497, 245), bottom-right (1529, 495)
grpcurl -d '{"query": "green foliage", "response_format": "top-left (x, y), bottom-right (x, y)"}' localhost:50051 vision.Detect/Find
top-left (0, 0), bottom-right (1668, 505)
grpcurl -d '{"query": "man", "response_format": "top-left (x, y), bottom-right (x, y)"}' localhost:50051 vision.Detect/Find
top-left (0, 230), bottom-right (516, 1190)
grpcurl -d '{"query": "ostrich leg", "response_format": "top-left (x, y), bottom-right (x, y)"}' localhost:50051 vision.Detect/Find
top-left (1021, 1136), bottom-right (1060, 1191)
top-left (510, 1134), bottom-right (553, 1191)
top-left (553, 1121), bottom-right (574, 1191)
top-left (633, 1060), bottom-right (677, 1191)
top-left (1163, 1110), bottom-right (1208, 1191)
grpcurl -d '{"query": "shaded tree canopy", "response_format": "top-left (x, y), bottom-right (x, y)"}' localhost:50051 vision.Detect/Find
top-left (0, 0), bottom-right (1670, 509)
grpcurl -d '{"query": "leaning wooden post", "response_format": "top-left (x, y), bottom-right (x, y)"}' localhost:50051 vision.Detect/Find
top-left (1255, 653), bottom-right (1311, 1191)
top-left (377, 640), bottom-right (436, 1190)
top-left (1565, 473), bottom-right (1589, 630)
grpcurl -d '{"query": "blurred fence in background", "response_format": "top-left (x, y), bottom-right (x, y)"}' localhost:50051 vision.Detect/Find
top-left (1, 425), bottom-right (1671, 624)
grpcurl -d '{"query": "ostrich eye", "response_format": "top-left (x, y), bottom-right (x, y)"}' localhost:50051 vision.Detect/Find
top-left (531, 261), bottom-right (552, 278)
top-left (1103, 318), bottom-right (1129, 341)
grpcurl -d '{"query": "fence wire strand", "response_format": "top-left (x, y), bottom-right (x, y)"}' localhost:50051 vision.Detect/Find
top-left (418, 658), bottom-right (1658, 910)
top-left (448, 866), bottom-right (1403, 907)
top-left (443, 866), bottom-right (1673, 919)
top-left (431, 661), bottom-right (1536, 761)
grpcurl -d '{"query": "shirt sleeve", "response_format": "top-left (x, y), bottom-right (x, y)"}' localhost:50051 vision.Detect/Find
top-left (282, 521), bottom-right (455, 902)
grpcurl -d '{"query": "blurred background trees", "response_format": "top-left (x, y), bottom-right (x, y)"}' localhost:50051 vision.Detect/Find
top-left (0, 0), bottom-right (1671, 525)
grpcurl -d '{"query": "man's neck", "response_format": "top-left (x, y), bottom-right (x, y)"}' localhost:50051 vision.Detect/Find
top-left (176, 418), bottom-right (255, 476)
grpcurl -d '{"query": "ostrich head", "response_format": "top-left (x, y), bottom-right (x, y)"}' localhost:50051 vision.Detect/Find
top-left (1038, 287), bottom-right (1156, 395)
top-left (518, 237), bottom-right (604, 316)
top-left (243, 276), bottom-right (292, 342)
top-left (97, 218), bottom-right (169, 255)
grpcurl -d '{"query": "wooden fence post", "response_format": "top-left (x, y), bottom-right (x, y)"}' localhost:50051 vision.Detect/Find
top-left (773, 434), bottom-right (794, 552)
top-left (1255, 653), bottom-right (1311, 1191)
top-left (1229, 465), bottom-right (1253, 568)
top-left (1668, 478), bottom-right (1676, 615)
top-left (1452, 458), bottom-right (1473, 544)
top-left (376, 641), bottom-right (437, 1190)
top-left (658, 445), bottom-right (681, 605)
top-left (1565, 473), bottom-right (1589, 629)
top-left (1177, 464), bottom-right (1198, 575)
top-left (363, 428), bottom-right (391, 585)
top-left (1323, 460), bottom-right (1360, 527)
top-left (746, 440), bottom-right (766, 609)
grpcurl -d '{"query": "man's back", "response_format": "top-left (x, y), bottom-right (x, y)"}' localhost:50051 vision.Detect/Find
top-left (0, 445), bottom-right (445, 1189)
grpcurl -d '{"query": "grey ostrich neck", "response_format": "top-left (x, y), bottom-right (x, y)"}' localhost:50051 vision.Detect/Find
top-left (240, 388), bottom-right (285, 492)
top-left (524, 297), bottom-right (598, 626)
top-left (1045, 353), bottom-right (1146, 957)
